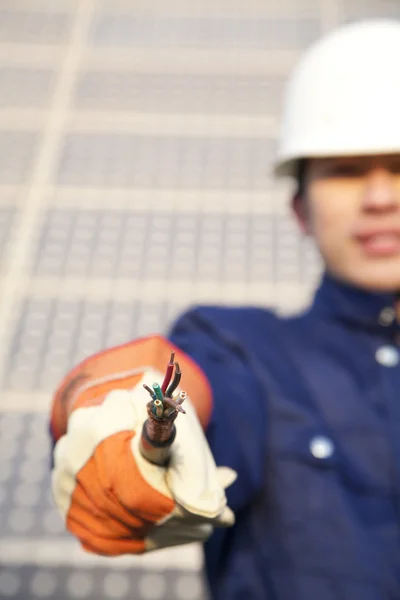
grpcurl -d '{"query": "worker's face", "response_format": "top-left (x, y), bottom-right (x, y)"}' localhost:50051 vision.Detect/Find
top-left (293, 154), bottom-right (400, 292)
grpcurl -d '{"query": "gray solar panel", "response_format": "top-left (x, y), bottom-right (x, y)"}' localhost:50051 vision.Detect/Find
top-left (0, 1), bottom-right (394, 598)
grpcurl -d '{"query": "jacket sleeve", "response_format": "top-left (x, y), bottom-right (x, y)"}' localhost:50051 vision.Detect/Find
top-left (168, 305), bottom-right (268, 513)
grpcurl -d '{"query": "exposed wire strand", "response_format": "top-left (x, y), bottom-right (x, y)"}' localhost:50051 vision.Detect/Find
top-left (143, 384), bottom-right (156, 400)
top-left (161, 351), bottom-right (175, 394)
top-left (152, 382), bottom-right (164, 401)
top-left (165, 362), bottom-right (182, 397)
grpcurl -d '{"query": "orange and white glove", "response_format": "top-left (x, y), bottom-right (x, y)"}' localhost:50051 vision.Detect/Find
top-left (51, 367), bottom-right (237, 556)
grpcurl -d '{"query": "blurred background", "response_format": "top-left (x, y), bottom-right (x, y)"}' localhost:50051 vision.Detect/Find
top-left (0, 0), bottom-right (399, 599)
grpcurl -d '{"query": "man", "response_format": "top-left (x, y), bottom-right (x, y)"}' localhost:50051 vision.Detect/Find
top-left (50, 19), bottom-right (400, 599)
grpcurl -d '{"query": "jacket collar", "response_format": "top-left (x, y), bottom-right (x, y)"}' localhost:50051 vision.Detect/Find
top-left (310, 272), bottom-right (399, 330)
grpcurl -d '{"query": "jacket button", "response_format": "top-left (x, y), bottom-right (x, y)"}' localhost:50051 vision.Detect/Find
top-left (309, 435), bottom-right (334, 459)
top-left (378, 307), bottom-right (396, 326)
top-left (375, 345), bottom-right (399, 367)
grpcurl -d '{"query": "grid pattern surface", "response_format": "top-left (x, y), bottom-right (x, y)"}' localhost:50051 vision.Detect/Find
top-left (0, 2), bottom-right (398, 599)
top-left (56, 135), bottom-right (277, 188)
top-left (31, 210), bottom-right (319, 280)
top-left (75, 72), bottom-right (286, 114)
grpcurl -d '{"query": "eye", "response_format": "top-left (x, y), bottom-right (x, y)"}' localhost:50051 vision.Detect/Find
top-left (327, 163), bottom-right (364, 177)
top-left (388, 159), bottom-right (400, 174)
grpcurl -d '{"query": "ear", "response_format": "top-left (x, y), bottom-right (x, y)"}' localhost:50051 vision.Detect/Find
top-left (292, 193), bottom-right (311, 235)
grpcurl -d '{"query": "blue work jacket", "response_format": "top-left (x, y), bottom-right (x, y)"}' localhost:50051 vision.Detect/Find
top-left (168, 273), bottom-right (400, 600)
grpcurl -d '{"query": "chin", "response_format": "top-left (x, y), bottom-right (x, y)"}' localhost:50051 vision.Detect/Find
top-left (338, 264), bottom-right (400, 294)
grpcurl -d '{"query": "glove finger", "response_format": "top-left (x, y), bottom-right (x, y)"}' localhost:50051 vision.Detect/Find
top-left (145, 522), bottom-right (213, 552)
top-left (74, 525), bottom-right (145, 556)
top-left (217, 466), bottom-right (237, 490)
top-left (167, 405), bottom-right (227, 518)
top-left (169, 503), bottom-right (235, 528)
top-left (210, 505), bottom-right (235, 528)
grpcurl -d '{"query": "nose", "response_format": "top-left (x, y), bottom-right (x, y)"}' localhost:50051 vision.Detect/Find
top-left (362, 167), bottom-right (398, 212)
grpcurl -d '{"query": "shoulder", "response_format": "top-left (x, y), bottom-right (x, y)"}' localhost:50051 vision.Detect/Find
top-left (169, 304), bottom-right (283, 342)
top-left (168, 304), bottom-right (314, 377)
top-left (167, 305), bottom-right (295, 381)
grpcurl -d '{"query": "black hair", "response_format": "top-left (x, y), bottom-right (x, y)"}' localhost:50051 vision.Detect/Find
top-left (296, 159), bottom-right (307, 197)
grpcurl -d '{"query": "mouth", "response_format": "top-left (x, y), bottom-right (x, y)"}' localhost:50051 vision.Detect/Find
top-left (354, 229), bottom-right (400, 257)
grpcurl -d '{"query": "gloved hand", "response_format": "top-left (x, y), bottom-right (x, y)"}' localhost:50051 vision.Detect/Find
top-left (52, 369), bottom-right (237, 556)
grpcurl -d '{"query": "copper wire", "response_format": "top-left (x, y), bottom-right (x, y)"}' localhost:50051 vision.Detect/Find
top-left (145, 402), bottom-right (177, 444)
top-left (161, 351), bottom-right (175, 394)
top-left (165, 362), bottom-right (182, 397)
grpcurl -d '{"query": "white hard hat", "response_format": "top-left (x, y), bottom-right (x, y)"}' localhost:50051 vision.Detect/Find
top-left (274, 19), bottom-right (400, 178)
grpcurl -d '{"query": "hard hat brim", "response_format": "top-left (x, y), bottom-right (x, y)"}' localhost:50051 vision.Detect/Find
top-left (274, 144), bottom-right (400, 180)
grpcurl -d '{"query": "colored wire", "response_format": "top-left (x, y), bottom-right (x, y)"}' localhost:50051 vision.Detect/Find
top-left (165, 362), bottom-right (181, 397)
top-left (152, 382), bottom-right (164, 401)
top-left (151, 399), bottom-right (164, 418)
top-left (161, 351), bottom-right (175, 394)
top-left (162, 395), bottom-right (186, 414)
top-left (143, 384), bottom-right (156, 400)
top-left (177, 390), bottom-right (187, 405)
